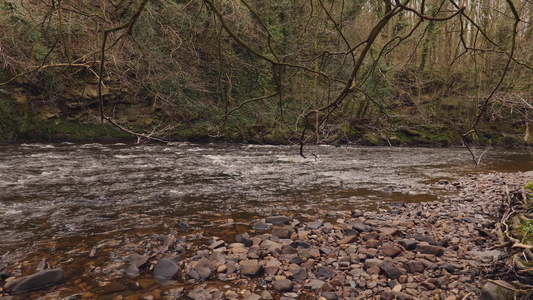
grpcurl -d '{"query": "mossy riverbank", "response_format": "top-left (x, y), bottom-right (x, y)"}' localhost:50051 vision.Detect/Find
top-left (0, 90), bottom-right (529, 147)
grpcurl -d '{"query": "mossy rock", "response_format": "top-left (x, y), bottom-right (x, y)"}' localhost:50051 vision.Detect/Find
top-left (402, 129), bottom-right (422, 137)
top-left (362, 132), bottom-right (380, 145)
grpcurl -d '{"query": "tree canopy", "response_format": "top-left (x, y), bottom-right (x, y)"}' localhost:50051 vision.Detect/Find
top-left (0, 0), bottom-right (532, 153)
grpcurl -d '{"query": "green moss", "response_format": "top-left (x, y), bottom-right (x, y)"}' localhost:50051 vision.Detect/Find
top-left (17, 119), bottom-right (130, 142)
top-left (403, 129), bottom-right (421, 137)
top-left (0, 92), bottom-right (132, 142)
top-left (362, 132), bottom-right (380, 145)
top-left (519, 220), bottom-right (533, 244)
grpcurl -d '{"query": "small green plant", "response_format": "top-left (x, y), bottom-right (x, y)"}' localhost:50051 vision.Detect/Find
top-left (519, 219), bottom-right (533, 245)
top-left (525, 181), bottom-right (533, 191)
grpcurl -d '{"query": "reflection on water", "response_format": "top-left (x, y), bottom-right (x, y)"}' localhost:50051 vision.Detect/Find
top-left (0, 142), bottom-right (531, 258)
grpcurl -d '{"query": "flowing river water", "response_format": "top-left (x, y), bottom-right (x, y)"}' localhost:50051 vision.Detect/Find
top-left (0, 142), bottom-right (531, 295)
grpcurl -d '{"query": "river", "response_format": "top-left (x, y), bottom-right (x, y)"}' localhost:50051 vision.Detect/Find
top-left (0, 142), bottom-right (531, 266)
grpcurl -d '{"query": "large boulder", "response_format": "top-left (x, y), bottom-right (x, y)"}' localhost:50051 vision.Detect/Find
top-left (153, 258), bottom-right (178, 279)
top-left (4, 269), bottom-right (63, 294)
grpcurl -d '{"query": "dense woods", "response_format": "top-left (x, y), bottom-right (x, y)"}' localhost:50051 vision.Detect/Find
top-left (2, 2), bottom-right (533, 299)
top-left (0, 0), bottom-right (532, 147)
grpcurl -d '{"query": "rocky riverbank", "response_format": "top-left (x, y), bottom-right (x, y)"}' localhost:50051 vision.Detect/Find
top-left (1, 172), bottom-right (532, 300)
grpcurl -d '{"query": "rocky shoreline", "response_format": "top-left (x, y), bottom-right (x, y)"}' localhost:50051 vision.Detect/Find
top-left (1, 172), bottom-right (532, 300)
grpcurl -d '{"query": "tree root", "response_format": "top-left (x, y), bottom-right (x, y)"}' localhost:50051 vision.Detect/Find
top-left (491, 180), bottom-right (533, 295)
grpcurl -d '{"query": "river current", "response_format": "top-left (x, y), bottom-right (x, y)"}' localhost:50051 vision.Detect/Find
top-left (0, 142), bottom-right (531, 263)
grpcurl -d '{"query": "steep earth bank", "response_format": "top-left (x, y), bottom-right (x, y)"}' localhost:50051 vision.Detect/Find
top-left (0, 88), bottom-right (529, 147)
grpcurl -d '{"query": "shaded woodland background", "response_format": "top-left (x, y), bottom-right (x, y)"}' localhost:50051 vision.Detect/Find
top-left (0, 0), bottom-right (532, 147)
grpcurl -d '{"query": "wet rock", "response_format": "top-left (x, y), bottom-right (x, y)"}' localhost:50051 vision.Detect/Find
top-left (281, 245), bottom-right (298, 255)
top-left (260, 290), bottom-right (273, 299)
top-left (289, 256), bottom-right (304, 265)
top-left (187, 288), bottom-right (211, 300)
top-left (196, 267), bottom-right (212, 280)
top-left (230, 246), bottom-right (249, 254)
top-left (408, 234), bottom-right (436, 245)
top-left (153, 258), bottom-right (178, 279)
top-left (342, 228), bottom-right (358, 236)
top-left (422, 281), bottom-right (436, 290)
top-left (272, 227), bottom-right (293, 239)
top-left (216, 265), bottom-right (227, 273)
top-left (89, 247), bottom-right (98, 258)
top-left (380, 261), bottom-right (403, 279)
top-left (236, 232), bottom-right (250, 242)
top-left (319, 246), bottom-right (334, 255)
top-left (441, 263), bottom-right (456, 273)
top-left (419, 258), bottom-right (438, 270)
top-left (462, 217), bottom-right (477, 223)
top-left (351, 210), bottom-right (363, 217)
top-left (364, 258), bottom-right (383, 269)
top-left (289, 240), bottom-right (311, 249)
top-left (264, 266), bottom-right (279, 276)
top-left (380, 291), bottom-right (396, 300)
top-left (468, 250), bottom-right (502, 262)
top-left (188, 269), bottom-right (200, 280)
top-left (366, 248), bottom-right (378, 258)
top-left (124, 264), bottom-right (140, 278)
top-left (437, 238), bottom-right (449, 248)
top-left (158, 234), bottom-right (176, 252)
top-left (321, 291), bottom-right (338, 300)
top-left (379, 227), bottom-right (400, 236)
top-left (352, 222), bottom-right (371, 232)
top-left (435, 276), bottom-right (449, 288)
top-left (195, 258), bottom-right (215, 270)
top-left (308, 220), bottom-right (323, 230)
top-left (292, 268), bottom-right (307, 281)
top-left (363, 232), bottom-right (379, 241)
top-left (209, 252), bottom-right (226, 264)
top-left (304, 279), bottom-right (325, 291)
top-left (382, 244), bottom-right (402, 257)
top-left (315, 266), bottom-right (336, 280)
top-left (177, 220), bottom-right (190, 231)
top-left (236, 232), bottom-right (253, 247)
top-left (245, 294), bottom-right (262, 300)
top-left (367, 266), bottom-right (380, 275)
top-left (366, 239), bottom-right (381, 248)
top-left (399, 239), bottom-right (417, 251)
top-left (272, 279), bottom-right (293, 291)
top-left (242, 265), bottom-right (264, 277)
top-left (254, 222), bottom-right (272, 231)
top-left (128, 253), bottom-right (149, 269)
top-left (0, 264), bottom-right (11, 280)
top-left (4, 269), bottom-right (63, 294)
top-left (405, 288), bottom-right (418, 296)
top-left (266, 216), bottom-right (290, 225)
top-left (208, 240), bottom-right (225, 250)
top-left (407, 261), bottom-right (424, 274)
top-left (308, 248), bottom-right (320, 258)
top-left (337, 235), bottom-right (358, 245)
top-left (321, 281), bottom-right (335, 292)
top-left (396, 292), bottom-right (413, 300)
top-left (416, 243), bottom-right (444, 256)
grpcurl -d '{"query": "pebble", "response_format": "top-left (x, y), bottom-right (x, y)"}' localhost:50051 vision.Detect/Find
top-left (304, 279), bottom-right (325, 291)
top-left (153, 259), bottom-right (178, 280)
top-left (266, 216), bottom-right (291, 225)
top-left (272, 279), bottom-right (293, 291)
top-left (2, 172), bottom-right (527, 300)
